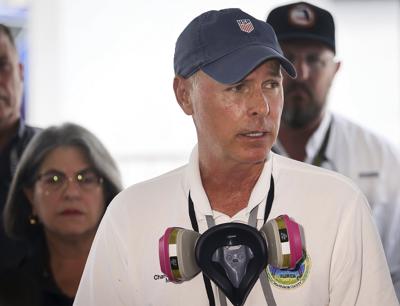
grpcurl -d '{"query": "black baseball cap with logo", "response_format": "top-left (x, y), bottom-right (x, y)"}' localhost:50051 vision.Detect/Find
top-left (266, 2), bottom-right (336, 53)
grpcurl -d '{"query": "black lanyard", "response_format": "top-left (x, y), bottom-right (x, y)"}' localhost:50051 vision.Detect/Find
top-left (188, 176), bottom-right (275, 306)
top-left (311, 119), bottom-right (333, 167)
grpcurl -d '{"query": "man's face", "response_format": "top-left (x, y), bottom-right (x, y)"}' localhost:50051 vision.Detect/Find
top-left (176, 60), bottom-right (283, 165)
top-left (280, 40), bottom-right (339, 129)
top-left (0, 32), bottom-right (23, 129)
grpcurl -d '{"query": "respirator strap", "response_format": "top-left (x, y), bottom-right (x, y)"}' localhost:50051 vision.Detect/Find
top-left (259, 270), bottom-right (277, 306)
top-left (259, 176), bottom-right (277, 306)
top-left (189, 194), bottom-right (216, 306)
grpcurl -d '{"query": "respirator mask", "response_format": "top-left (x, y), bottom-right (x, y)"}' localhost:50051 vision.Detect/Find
top-left (159, 214), bottom-right (304, 306)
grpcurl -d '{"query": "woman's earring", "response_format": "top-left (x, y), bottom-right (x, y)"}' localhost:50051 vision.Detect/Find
top-left (29, 215), bottom-right (38, 225)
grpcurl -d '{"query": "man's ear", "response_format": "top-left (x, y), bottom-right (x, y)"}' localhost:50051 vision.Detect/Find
top-left (173, 75), bottom-right (194, 115)
top-left (19, 63), bottom-right (24, 82)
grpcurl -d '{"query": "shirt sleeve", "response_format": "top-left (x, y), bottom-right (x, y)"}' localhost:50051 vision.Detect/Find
top-left (329, 191), bottom-right (399, 306)
top-left (73, 202), bottom-right (132, 306)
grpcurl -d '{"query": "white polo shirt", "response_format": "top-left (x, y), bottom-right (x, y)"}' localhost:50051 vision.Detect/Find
top-left (74, 148), bottom-right (398, 306)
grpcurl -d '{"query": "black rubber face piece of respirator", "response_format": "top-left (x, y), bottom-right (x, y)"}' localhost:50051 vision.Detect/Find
top-left (195, 222), bottom-right (268, 306)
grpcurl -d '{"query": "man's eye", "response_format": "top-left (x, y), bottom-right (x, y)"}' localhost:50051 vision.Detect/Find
top-left (228, 84), bottom-right (245, 92)
top-left (264, 81), bottom-right (280, 89)
top-left (306, 55), bottom-right (322, 65)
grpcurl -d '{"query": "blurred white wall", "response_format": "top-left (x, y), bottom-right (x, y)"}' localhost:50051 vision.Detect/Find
top-left (26, 0), bottom-right (400, 187)
top-left (332, 1), bottom-right (400, 144)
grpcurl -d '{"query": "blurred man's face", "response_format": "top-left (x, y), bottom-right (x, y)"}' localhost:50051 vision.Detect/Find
top-left (280, 40), bottom-right (339, 129)
top-left (175, 60), bottom-right (284, 166)
top-left (0, 32), bottom-right (23, 130)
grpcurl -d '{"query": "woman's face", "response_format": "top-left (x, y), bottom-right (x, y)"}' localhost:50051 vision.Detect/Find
top-left (25, 145), bottom-right (106, 241)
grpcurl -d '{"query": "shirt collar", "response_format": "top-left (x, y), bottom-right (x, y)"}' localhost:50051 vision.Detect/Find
top-left (0, 119), bottom-right (24, 157)
top-left (16, 118), bottom-right (27, 138)
top-left (185, 145), bottom-right (273, 222)
top-left (8, 118), bottom-right (26, 145)
top-left (304, 112), bottom-right (332, 163)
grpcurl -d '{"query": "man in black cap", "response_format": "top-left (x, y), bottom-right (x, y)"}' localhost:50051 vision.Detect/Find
top-left (267, 2), bottom-right (400, 298)
top-left (74, 8), bottom-right (397, 306)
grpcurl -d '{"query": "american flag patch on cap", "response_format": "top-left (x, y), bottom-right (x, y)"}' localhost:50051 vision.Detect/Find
top-left (236, 19), bottom-right (254, 33)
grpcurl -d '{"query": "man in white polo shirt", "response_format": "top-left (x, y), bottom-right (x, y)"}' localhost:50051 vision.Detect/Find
top-left (74, 8), bottom-right (398, 306)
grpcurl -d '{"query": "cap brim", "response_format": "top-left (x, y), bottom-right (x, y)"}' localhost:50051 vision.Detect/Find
top-left (202, 45), bottom-right (296, 84)
top-left (278, 33), bottom-right (335, 53)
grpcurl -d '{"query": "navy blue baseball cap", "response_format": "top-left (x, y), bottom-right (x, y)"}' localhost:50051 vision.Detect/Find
top-left (174, 8), bottom-right (296, 84)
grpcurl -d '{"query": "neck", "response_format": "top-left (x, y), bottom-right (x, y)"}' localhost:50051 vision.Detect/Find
top-left (46, 231), bottom-right (95, 298)
top-left (278, 114), bottom-right (323, 161)
top-left (0, 118), bottom-right (19, 152)
top-left (199, 156), bottom-right (265, 217)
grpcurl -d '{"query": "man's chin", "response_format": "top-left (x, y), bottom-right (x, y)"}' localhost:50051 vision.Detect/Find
top-left (281, 105), bottom-right (323, 129)
top-left (237, 148), bottom-right (269, 165)
top-left (282, 119), bottom-right (309, 129)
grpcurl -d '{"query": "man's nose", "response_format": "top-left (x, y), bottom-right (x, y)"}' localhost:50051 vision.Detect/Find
top-left (247, 89), bottom-right (270, 117)
top-left (294, 59), bottom-right (311, 81)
